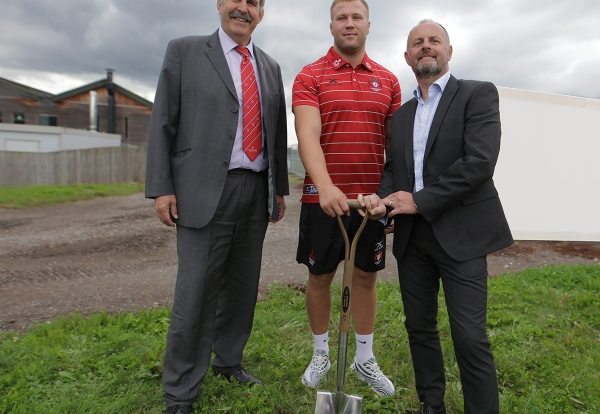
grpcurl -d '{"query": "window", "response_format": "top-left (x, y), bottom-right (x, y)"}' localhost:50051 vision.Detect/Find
top-left (13, 112), bottom-right (25, 124)
top-left (38, 114), bottom-right (58, 126)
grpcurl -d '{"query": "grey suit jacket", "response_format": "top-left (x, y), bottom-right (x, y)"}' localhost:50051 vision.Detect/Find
top-left (379, 75), bottom-right (513, 262)
top-left (145, 30), bottom-right (289, 228)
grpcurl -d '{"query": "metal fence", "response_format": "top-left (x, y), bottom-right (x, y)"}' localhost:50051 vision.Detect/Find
top-left (287, 145), bottom-right (305, 177)
top-left (0, 144), bottom-right (147, 187)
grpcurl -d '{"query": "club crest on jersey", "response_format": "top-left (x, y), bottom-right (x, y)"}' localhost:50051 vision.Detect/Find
top-left (370, 77), bottom-right (381, 92)
top-left (333, 59), bottom-right (342, 67)
top-left (305, 185), bottom-right (318, 195)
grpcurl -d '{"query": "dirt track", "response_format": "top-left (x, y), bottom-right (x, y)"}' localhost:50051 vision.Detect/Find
top-left (1, 184), bottom-right (599, 332)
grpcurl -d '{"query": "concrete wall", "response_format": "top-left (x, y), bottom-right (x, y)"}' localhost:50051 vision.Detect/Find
top-left (0, 123), bottom-right (121, 152)
top-left (0, 144), bottom-right (147, 186)
top-left (495, 87), bottom-right (600, 241)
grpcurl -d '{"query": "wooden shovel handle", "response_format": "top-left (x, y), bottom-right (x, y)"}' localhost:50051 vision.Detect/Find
top-left (337, 199), bottom-right (370, 333)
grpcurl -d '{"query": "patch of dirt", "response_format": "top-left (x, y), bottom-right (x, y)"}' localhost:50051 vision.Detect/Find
top-left (1, 184), bottom-right (598, 333)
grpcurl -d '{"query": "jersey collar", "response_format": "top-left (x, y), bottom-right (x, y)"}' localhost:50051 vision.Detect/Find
top-left (326, 47), bottom-right (374, 72)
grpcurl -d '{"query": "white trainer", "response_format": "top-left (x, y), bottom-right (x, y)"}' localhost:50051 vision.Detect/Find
top-left (350, 356), bottom-right (395, 396)
top-left (301, 349), bottom-right (331, 388)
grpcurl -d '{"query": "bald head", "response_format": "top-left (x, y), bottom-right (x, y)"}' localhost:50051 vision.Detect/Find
top-left (406, 19), bottom-right (450, 51)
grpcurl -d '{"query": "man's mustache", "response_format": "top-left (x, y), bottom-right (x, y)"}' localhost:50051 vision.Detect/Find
top-left (230, 10), bottom-right (253, 23)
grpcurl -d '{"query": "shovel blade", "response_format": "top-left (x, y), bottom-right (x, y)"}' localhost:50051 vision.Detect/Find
top-left (315, 390), bottom-right (362, 414)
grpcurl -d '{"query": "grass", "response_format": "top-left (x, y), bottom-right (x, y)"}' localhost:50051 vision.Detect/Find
top-left (0, 183), bottom-right (145, 209)
top-left (288, 174), bottom-right (305, 186)
top-left (0, 173), bottom-right (304, 209)
top-left (1, 264), bottom-right (599, 413)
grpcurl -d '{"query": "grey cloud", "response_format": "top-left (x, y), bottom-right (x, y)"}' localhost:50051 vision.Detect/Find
top-left (1, 0), bottom-right (599, 105)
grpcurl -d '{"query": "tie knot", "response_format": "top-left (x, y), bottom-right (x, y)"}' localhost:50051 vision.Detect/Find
top-left (234, 46), bottom-right (249, 59)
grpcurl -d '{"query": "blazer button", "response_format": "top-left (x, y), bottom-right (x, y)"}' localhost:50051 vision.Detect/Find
top-left (229, 133), bottom-right (235, 139)
top-left (223, 160), bottom-right (230, 166)
top-left (232, 107), bottom-right (238, 113)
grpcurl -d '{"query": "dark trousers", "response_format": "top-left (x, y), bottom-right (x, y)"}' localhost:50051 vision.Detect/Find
top-left (163, 169), bottom-right (268, 406)
top-left (397, 215), bottom-right (499, 414)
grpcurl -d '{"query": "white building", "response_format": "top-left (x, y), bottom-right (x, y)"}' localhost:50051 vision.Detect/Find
top-left (0, 123), bottom-right (121, 153)
top-left (495, 87), bottom-right (600, 241)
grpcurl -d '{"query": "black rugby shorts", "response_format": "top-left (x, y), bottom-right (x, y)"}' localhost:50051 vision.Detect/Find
top-left (296, 203), bottom-right (386, 275)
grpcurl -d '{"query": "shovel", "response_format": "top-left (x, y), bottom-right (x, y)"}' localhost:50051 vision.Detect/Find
top-left (315, 199), bottom-right (369, 414)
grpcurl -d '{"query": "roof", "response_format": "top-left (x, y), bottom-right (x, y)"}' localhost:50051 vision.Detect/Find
top-left (52, 79), bottom-right (153, 108)
top-left (0, 76), bottom-right (54, 100)
top-left (0, 75), bottom-right (152, 108)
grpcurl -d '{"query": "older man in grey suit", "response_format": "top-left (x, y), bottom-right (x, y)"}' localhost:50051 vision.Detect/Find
top-left (145, 0), bottom-right (288, 413)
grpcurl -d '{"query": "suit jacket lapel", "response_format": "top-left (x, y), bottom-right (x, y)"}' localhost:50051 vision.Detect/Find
top-left (404, 98), bottom-right (417, 184)
top-left (205, 30), bottom-right (238, 100)
top-left (423, 75), bottom-right (458, 163)
top-left (253, 46), bottom-right (270, 103)
top-left (252, 45), bottom-right (273, 154)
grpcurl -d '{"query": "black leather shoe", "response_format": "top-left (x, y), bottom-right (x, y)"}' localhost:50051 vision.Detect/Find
top-left (213, 366), bottom-right (263, 385)
top-left (165, 405), bottom-right (192, 414)
top-left (408, 403), bottom-right (446, 414)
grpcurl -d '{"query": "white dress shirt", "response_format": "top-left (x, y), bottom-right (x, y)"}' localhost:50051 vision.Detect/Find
top-left (412, 71), bottom-right (451, 192)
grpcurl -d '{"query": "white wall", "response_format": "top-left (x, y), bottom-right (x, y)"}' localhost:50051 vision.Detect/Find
top-left (495, 87), bottom-right (600, 241)
top-left (0, 124), bottom-right (121, 153)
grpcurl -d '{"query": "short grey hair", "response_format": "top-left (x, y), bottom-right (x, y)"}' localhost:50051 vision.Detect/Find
top-left (218, 0), bottom-right (265, 13)
top-left (406, 19), bottom-right (451, 51)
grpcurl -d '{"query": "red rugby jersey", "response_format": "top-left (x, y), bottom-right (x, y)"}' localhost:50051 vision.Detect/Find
top-left (292, 47), bottom-right (401, 203)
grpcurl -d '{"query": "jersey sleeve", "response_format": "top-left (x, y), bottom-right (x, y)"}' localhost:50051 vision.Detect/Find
top-left (386, 74), bottom-right (402, 120)
top-left (292, 67), bottom-right (320, 109)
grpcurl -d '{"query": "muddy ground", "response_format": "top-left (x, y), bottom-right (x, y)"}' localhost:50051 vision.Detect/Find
top-left (1, 184), bottom-right (599, 332)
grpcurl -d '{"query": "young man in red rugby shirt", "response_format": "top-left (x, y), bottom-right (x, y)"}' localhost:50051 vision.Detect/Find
top-left (292, 0), bottom-right (401, 396)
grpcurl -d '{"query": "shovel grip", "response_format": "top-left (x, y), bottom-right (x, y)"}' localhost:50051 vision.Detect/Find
top-left (346, 199), bottom-right (362, 210)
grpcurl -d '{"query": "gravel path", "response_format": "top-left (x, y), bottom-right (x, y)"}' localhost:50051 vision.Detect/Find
top-left (1, 184), bottom-right (599, 332)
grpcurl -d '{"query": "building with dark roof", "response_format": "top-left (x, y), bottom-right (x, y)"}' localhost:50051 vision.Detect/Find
top-left (0, 70), bottom-right (152, 144)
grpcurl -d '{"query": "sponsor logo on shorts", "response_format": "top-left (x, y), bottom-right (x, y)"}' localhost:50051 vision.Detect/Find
top-left (374, 241), bottom-right (384, 265)
top-left (305, 185), bottom-right (318, 195)
top-left (309, 249), bottom-right (316, 266)
top-left (374, 250), bottom-right (383, 265)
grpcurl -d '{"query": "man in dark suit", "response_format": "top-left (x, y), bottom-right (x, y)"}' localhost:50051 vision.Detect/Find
top-left (145, 1), bottom-right (288, 412)
top-left (364, 19), bottom-right (513, 414)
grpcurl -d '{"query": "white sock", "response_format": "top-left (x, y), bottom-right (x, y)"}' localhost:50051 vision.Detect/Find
top-left (313, 331), bottom-right (329, 354)
top-left (355, 333), bottom-right (374, 364)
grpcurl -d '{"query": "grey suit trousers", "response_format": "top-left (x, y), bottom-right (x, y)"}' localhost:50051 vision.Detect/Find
top-left (163, 169), bottom-right (269, 406)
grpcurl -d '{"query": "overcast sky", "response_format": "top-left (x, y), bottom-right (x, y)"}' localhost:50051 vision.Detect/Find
top-left (1, 0), bottom-right (599, 144)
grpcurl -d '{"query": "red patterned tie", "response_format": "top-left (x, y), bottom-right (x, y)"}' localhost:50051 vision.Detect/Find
top-left (234, 46), bottom-right (262, 161)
